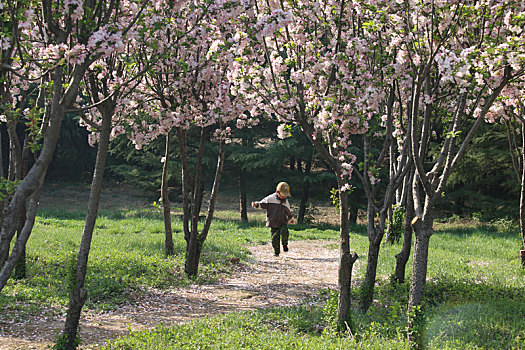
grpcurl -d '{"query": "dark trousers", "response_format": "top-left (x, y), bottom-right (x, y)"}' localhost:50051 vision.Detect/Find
top-left (271, 224), bottom-right (289, 255)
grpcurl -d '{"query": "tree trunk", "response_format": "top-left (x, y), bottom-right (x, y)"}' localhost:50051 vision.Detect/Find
top-left (239, 172), bottom-right (248, 222)
top-left (185, 128), bottom-right (208, 277)
top-left (185, 139), bottom-right (226, 277)
top-left (296, 118), bottom-right (358, 331)
top-left (336, 183), bottom-right (358, 331)
top-left (360, 235), bottom-right (381, 312)
top-left (14, 136), bottom-right (32, 280)
top-left (0, 174), bottom-right (44, 290)
top-left (520, 123), bottom-right (525, 267)
top-left (1, 120), bottom-right (23, 273)
top-left (13, 207), bottom-right (27, 280)
top-left (7, 120), bottom-right (22, 182)
top-left (407, 215), bottom-right (433, 348)
top-left (61, 107), bottom-right (112, 350)
top-left (161, 132), bottom-right (174, 256)
top-left (0, 121), bottom-right (4, 179)
top-left (384, 205), bottom-right (393, 243)
top-left (394, 175), bottom-right (415, 283)
top-left (176, 128), bottom-right (191, 245)
top-left (349, 205), bottom-right (358, 224)
top-left (0, 66), bottom-right (68, 275)
top-left (360, 203), bottom-right (383, 312)
top-left (297, 184), bottom-right (309, 223)
top-left (297, 157), bottom-right (312, 224)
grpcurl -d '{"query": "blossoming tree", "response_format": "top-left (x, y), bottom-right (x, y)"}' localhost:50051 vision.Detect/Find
top-left (0, 0), bottom-right (137, 293)
top-left (123, 0), bottom-right (255, 277)
top-left (381, 0), bottom-right (524, 345)
top-left (232, 0), bottom-right (397, 328)
top-left (0, 1), bottom-right (151, 348)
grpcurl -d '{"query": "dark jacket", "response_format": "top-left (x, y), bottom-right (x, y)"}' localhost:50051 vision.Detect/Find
top-left (256, 193), bottom-right (292, 228)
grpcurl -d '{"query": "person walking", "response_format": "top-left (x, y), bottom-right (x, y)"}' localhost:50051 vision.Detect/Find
top-left (252, 182), bottom-right (295, 257)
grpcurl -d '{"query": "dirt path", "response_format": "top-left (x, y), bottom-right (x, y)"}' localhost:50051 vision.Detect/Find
top-left (0, 240), bottom-right (342, 350)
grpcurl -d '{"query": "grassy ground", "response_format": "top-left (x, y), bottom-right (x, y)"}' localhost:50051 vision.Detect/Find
top-left (1, 182), bottom-right (524, 349)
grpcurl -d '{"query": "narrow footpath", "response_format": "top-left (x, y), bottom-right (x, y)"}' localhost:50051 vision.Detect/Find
top-left (0, 240), bottom-right (342, 350)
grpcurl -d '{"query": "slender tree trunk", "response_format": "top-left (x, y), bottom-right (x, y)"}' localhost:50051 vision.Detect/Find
top-left (13, 207), bottom-right (26, 280)
top-left (2, 120), bottom-right (23, 274)
top-left (185, 128), bottom-right (208, 276)
top-left (176, 128), bottom-right (191, 245)
top-left (0, 70), bottom-right (65, 275)
top-left (7, 120), bottom-right (22, 182)
top-left (0, 174), bottom-right (44, 290)
top-left (61, 108), bottom-right (112, 350)
top-left (520, 123), bottom-right (525, 267)
top-left (161, 132), bottom-right (174, 256)
top-left (360, 202), bottom-right (384, 312)
top-left (185, 139), bottom-right (226, 276)
top-left (298, 157), bottom-right (312, 223)
top-left (297, 119), bottom-right (358, 331)
top-left (0, 122), bottom-right (4, 179)
top-left (360, 240), bottom-right (381, 312)
top-left (394, 180), bottom-right (414, 283)
top-left (385, 205), bottom-right (393, 243)
top-left (239, 137), bottom-right (250, 222)
top-left (239, 172), bottom-right (248, 222)
top-left (336, 182), bottom-right (358, 331)
top-left (407, 215), bottom-right (433, 348)
top-left (297, 184), bottom-right (309, 223)
top-left (14, 137), bottom-right (31, 280)
top-left (349, 205), bottom-right (358, 224)
top-left (200, 140), bottom-right (225, 243)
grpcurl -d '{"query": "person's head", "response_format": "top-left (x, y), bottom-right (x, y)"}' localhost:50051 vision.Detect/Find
top-left (276, 182), bottom-right (291, 198)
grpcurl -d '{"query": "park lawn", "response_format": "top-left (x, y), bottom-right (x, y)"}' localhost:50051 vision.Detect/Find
top-left (1, 198), bottom-right (524, 349)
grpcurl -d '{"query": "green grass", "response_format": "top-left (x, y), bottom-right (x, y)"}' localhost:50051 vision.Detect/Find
top-left (1, 193), bottom-right (524, 349)
top-left (104, 302), bottom-right (408, 350)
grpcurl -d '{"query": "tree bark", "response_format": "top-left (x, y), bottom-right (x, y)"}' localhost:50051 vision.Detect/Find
top-left (297, 156), bottom-right (312, 223)
top-left (7, 120), bottom-right (22, 182)
top-left (407, 215), bottom-right (433, 348)
top-left (394, 171), bottom-right (415, 283)
top-left (200, 140), bottom-right (226, 245)
top-left (239, 172), bottom-right (248, 222)
top-left (394, 173), bottom-right (415, 283)
top-left (161, 132), bottom-right (174, 256)
top-left (349, 205), bottom-right (358, 224)
top-left (13, 206), bottom-right (27, 280)
top-left (0, 65), bottom-right (68, 274)
top-left (61, 106), bottom-right (112, 350)
top-left (520, 123), bottom-right (525, 267)
top-left (14, 135), bottom-right (32, 280)
top-left (336, 185), bottom-right (358, 331)
top-left (385, 205), bottom-right (393, 243)
top-left (0, 174), bottom-right (44, 290)
top-left (185, 128), bottom-right (208, 276)
top-left (297, 118), bottom-right (359, 329)
top-left (0, 121), bottom-right (4, 179)
top-left (176, 128), bottom-right (191, 245)
top-left (360, 202), bottom-right (384, 312)
top-left (185, 139), bottom-right (226, 277)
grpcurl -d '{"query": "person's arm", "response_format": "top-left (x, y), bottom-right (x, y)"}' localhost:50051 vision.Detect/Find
top-left (252, 194), bottom-right (271, 209)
